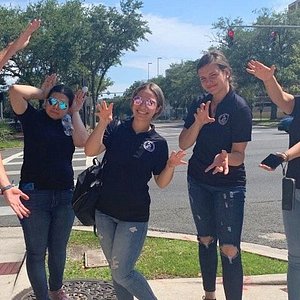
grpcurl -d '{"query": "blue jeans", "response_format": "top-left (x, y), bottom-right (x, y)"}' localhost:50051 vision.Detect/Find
top-left (283, 188), bottom-right (300, 300)
top-left (19, 188), bottom-right (75, 300)
top-left (188, 176), bottom-right (245, 300)
top-left (95, 210), bottom-right (157, 300)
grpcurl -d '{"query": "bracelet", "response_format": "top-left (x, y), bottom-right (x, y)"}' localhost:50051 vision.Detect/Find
top-left (1, 184), bottom-right (14, 194)
top-left (282, 152), bottom-right (289, 162)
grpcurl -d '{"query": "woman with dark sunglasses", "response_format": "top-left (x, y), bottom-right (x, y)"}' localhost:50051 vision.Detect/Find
top-left (85, 82), bottom-right (186, 300)
top-left (8, 75), bottom-right (89, 300)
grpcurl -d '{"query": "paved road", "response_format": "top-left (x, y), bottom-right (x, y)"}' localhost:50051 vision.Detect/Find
top-left (0, 122), bottom-right (289, 249)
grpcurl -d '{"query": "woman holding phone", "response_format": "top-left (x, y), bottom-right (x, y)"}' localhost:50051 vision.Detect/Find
top-left (247, 59), bottom-right (300, 300)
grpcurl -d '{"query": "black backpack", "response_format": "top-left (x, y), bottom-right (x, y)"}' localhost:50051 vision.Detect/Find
top-left (72, 157), bottom-right (106, 226)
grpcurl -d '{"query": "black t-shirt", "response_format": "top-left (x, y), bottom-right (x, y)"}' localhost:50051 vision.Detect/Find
top-left (96, 118), bottom-right (169, 222)
top-left (184, 90), bottom-right (252, 187)
top-left (17, 104), bottom-right (75, 190)
top-left (287, 96), bottom-right (300, 188)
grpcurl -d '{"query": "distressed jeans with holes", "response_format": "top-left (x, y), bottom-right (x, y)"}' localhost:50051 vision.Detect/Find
top-left (95, 210), bottom-right (157, 300)
top-left (283, 189), bottom-right (300, 300)
top-left (187, 176), bottom-right (245, 300)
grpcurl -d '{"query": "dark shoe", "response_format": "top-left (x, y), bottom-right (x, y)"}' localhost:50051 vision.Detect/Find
top-left (49, 289), bottom-right (69, 300)
top-left (202, 296), bottom-right (216, 300)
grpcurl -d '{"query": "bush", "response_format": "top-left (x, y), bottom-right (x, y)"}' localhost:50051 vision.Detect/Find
top-left (0, 121), bottom-right (15, 142)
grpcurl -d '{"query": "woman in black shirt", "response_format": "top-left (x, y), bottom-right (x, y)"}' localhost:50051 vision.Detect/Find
top-left (85, 82), bottom-right (186, 300)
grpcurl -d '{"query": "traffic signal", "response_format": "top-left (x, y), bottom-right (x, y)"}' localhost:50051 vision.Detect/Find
top-left (269, 31), bottom-right (277, 48)
top-left (227, 29), bottom-right (235, 47)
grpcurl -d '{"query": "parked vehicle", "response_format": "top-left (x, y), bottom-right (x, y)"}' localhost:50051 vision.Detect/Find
top-left (278, 116), bottom-right (293, 133)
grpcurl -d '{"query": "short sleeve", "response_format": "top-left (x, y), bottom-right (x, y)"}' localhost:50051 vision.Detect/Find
top-left (231, 106), bottom-right (252, 143)
top-left (103, 119), bottom-right (120, 149)
top-left (152, 139), bottom-right (169, 175)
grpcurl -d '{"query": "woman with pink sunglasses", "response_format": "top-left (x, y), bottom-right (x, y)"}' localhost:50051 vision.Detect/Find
top-left (85, 82), bottom-right (186, 300)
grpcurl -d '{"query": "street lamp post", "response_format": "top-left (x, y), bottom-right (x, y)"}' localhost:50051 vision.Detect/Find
top-left (147, 62), bottom-right (152, 80)
top-left (157, 57), bottom-right (162, 76)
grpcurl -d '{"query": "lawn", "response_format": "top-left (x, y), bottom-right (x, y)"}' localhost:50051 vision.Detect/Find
top-left (64, 230), bottom-right (287, 281)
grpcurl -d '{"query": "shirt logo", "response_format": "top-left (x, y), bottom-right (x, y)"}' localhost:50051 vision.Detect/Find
top-left (143, 141), bottom-right (155, 152)
top-left (218, 113), bottom-right (229, 125)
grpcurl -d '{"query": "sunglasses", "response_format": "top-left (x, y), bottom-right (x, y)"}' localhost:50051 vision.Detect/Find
top-left (48, 97), bottom-right (68, 110)
top-left (133, 96), bottom-right (157, 108)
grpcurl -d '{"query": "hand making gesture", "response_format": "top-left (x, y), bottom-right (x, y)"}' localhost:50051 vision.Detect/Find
top-left (205, 149), bottom-right (229, 175)
top-left (246, 60), bottom-right (275, 82)
top-left (69, 89), bottom-right (86, 114)
top-left (96, 101), bottom-right (114, 126)
top-left (41, 74), bottom-right (57, 99)
top-left (167, 150), bottom-right (187, 168)
top-left (194, 101), bottom-right (215, 125)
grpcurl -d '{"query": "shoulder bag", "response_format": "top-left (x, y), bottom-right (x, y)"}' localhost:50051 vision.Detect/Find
top-left (72, 157), bottom-right (106, 226)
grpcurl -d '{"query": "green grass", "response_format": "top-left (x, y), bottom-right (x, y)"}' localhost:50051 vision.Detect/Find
top-left (64, 230), bottom-right (287, 281)
top-left (0, 139), bottom-right (23, 149)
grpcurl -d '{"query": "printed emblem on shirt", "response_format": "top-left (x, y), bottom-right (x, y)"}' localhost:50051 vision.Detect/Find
top-left (218, 113), bottom-right (229, 125)
top-left (143, 140), bottom-right (155, 152)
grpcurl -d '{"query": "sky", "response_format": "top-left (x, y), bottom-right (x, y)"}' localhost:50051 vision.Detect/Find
top-left (1, 0), bottom-right (294, 94)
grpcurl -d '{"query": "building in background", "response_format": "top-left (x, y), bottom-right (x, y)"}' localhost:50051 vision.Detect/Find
top-left (288, 0), bottom-right (300, 11)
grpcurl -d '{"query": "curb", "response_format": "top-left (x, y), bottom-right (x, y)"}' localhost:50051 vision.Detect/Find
top-left (11, 226), bottom-right (288, 298)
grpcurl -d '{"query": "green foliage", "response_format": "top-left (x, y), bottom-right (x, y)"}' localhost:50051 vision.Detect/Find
top-left (0, 121), bottom-right (14, 142)
top-left (0, 0), bottom-right (150, 127)
top-left (65, 230), bottom-right (287, 280)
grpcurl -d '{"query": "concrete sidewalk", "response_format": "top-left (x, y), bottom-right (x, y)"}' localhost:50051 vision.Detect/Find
top-left (0, 226), bottom-right (289, 300)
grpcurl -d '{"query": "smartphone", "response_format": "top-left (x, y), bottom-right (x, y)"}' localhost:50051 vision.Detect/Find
top-left (260, 154), bottom-right (284, 169)
top-left (282, 177), bottom-right (296, 210)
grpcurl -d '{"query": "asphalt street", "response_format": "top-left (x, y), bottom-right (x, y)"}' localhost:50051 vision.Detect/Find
top-left (0, 122), bottom-right (289, 249)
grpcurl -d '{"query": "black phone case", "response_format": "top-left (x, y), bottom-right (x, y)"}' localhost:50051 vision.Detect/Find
top-left (261, 154), bottom-right (284, 169)
top-left (282, 177), bottom-right (296, 211)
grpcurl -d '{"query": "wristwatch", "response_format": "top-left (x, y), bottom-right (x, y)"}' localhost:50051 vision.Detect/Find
top-left (1, 184), bottom-right (14, 194)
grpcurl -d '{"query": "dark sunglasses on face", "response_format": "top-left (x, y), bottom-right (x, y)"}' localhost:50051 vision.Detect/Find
top-left (48, 97), bottom-right (68, 110)
top-left (133, 96), bottom-right (157, 108)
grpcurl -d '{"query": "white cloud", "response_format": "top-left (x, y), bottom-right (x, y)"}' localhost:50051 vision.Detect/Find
top-left (120, 14), bottom-right (215, 73)
top-left (106, 15), bottom-right (217, 93)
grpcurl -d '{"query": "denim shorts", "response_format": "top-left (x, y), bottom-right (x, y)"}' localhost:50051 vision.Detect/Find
top-left (188, 176), bottom-right (245, 247)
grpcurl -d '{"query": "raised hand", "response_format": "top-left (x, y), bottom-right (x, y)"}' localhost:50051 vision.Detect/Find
top-left (205, 150), bottom-right (229, 175)
top-left (194, 101), bottom-right (215, 125)
top-left (96, 101), bottom-right (114, 125)
top-left (41, 74), bottom-right (57, 99)
top-left (14, 19), bottom-right (41, 52)
top-left (167, 150), bottom-right (187, 168)
top-left (246, 60), bottom-right (275, 82)
top-left (3, 187), bottom-right (30, 219)
top-left (69, 89), bottom-right (86, 114)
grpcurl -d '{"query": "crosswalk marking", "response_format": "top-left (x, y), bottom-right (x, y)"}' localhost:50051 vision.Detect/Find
top-left (0, 206), bottom-right (15, 216)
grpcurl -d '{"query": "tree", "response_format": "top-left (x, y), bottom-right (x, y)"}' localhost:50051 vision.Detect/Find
top-left (0, 0), bottom-right (150, 127)
top-left (211, 8), bottom-right (300, 119)
top-left (79, 0), bottom-right (151, 127)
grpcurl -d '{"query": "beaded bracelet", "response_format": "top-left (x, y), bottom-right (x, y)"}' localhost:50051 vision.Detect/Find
top-left (1, 184), bottom-right (14, 194)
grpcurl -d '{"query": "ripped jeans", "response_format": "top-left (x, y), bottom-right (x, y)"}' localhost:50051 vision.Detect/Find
top-left (188, 176), bottom-right (245, 300)
top-left (95, 210), bottom-right (157, 300)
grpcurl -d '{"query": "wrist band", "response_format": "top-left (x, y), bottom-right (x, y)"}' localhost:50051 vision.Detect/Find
top-left (1, 184), bottom-right (14, 194)
top-left (282, 152), bottom-right (289, 162)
